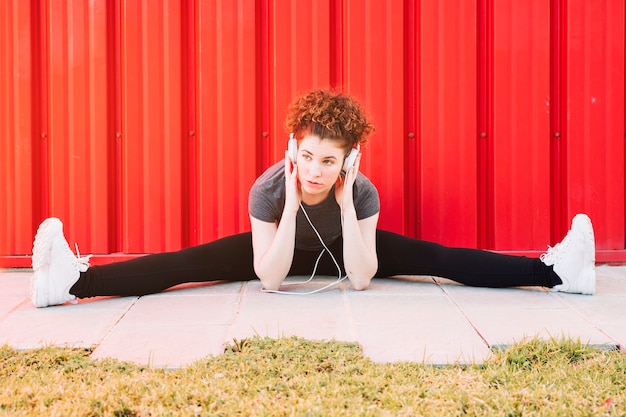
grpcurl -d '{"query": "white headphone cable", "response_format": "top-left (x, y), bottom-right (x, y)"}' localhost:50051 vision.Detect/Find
top-left (261, 199), bottom-right (348, 295)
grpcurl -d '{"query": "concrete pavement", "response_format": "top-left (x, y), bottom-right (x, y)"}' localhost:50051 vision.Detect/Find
top-left (1, 265), bottom-right (625, 368)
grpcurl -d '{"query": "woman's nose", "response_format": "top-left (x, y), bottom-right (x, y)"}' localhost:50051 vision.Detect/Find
top-left (309, 161), bottom-right (322, 176)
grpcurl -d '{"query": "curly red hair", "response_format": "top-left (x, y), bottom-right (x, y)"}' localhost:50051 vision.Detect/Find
top-left (284, 89), bottom-right (374, 151)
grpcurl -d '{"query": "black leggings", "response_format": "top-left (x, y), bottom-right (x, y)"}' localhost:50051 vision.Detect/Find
top-left (70, 230), bottom-right (560, 298)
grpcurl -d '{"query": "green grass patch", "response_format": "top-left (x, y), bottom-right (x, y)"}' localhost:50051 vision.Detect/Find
top-left (1, 336), bottom-right (624, 416)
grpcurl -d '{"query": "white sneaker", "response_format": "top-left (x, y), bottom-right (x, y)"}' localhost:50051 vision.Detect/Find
top-left (31, 218), bottom-right (92, 307)
top-left (540, 213), bottom-right (595, 295)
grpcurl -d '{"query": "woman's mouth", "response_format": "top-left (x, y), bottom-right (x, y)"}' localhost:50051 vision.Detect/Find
top-left (304, 179), bottom-right (323, 187)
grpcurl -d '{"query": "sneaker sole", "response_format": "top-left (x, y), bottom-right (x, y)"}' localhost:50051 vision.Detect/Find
top-left (572, 214), bottom-right (596, 295)
top-left (31, 218), bottom-right (64, 307)
top-left (575, 238), bottom-right (596, 295)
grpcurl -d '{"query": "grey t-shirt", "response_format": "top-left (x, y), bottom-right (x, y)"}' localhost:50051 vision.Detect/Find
top-left (248, 160), bottom-right (380, 250)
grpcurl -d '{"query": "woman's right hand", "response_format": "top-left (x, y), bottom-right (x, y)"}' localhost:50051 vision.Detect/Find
top-left (284, 151), bottom-right (301, 213)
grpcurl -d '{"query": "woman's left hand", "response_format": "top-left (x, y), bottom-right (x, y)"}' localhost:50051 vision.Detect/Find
top-left (335, 153), bottom-right (361, 213)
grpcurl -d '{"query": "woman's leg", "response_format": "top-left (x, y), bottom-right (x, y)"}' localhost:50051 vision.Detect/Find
top-left (72, 234), bottom-right (348, 298)
top-left (374, 230), bottom-right (561, 288)
top-left (71, 232), bottom-right (256, 298)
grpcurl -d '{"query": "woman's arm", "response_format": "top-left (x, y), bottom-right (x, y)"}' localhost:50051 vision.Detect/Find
top-left (342, 212), bottom-right (379, 290)
top-left (250, 154), bottom-right (301, 291)
top-left (336, 154), bottom-right (379, 290)
top-left (250, 214), bottom-right (296, 291)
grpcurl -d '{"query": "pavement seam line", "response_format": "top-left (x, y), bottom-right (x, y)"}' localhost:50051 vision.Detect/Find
top-left (435, 278), bottom-right (491, 350)
top-left (551, 291), bottom-right (622, 351)
top-left (91, 296), bottom-right (141, 352)
top-left (340, 281), bottom-right (359, 342)
top-left (223, 281), bottom-right (248, 350)
top-left (0, 299), bottom-right (31, 324)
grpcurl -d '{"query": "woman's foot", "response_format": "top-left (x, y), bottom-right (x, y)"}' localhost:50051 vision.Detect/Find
top-left (540, 214), bottom-right (596, 295)
top-left (31, 218), bottom-right (91, 307)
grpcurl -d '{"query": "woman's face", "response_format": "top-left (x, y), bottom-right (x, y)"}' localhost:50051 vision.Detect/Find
top-left (294, 134), bottom-right (346, 204)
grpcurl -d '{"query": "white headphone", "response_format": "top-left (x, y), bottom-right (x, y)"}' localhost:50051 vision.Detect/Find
top-left (288, 133), bottom-right (360, 173)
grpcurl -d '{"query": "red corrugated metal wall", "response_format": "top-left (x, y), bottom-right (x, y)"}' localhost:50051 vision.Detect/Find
top-left (1, 0), bottom-right (625, 266)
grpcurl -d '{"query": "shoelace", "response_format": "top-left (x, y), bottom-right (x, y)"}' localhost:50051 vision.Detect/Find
top-left (74, 243), bottom-right (93, 271)
top-left (539, 244), bottom-right (561, 266)
top-left (63, 244), bottom-right (93, 305)
top-left (540, 230), bottom-right (574, 266)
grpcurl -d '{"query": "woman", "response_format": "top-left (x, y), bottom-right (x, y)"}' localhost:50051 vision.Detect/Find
top-left (31, 89), bottom-right (596, 308)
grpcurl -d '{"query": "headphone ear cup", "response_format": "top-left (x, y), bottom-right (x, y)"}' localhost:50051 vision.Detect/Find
top-left (342, 144), bottom-right (360, 172)
top-left (342, 149), bottom-right (358, 172)
top-left (288, 134), bottom-right (297, 163)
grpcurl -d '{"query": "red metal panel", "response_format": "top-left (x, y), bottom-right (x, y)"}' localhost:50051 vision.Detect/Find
top-left (267, 0), bottom-right (332, 165)
top-left (403, 0), bottom-right (420, 239)
top-left (120, 0), bottom-right (183, 253)
top-left (31, 0), bottom-right (50, 233)
top-left (45, 0), bottom-right (111, 254)
top-left (564, 0), bottom-right (625, 250)
top-left (491, 0), bottom-right (551, 250)
top-left (2, 0), bottom-right (626, 266)
top-left (195, 0), bottom-right (259, 242)
top-left (181, 0), bottom-right (197, 247)
top-left (420, 0), bottom-right (479, 247)
top-left (104, 0), bottom-right (123, 254)
top-left (0, 1), bottom-right (35, 259)
top-left (550, 0), bottom-right (568, 243)
top-left (477, 0), bottom-right (494, 249)
top-left (344, 0), bottom-right (406, 233)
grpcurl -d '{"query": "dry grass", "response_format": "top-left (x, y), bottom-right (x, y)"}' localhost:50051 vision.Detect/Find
top-left (1, 336), bottom-right (624, 416)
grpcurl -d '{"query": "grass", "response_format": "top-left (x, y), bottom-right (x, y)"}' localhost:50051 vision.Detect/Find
top-left (1, 336), bottom-right (624, 416)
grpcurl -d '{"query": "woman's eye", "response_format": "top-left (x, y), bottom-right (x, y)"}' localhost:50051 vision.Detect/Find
top-left (323, 160), bottom-right (334, 165)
